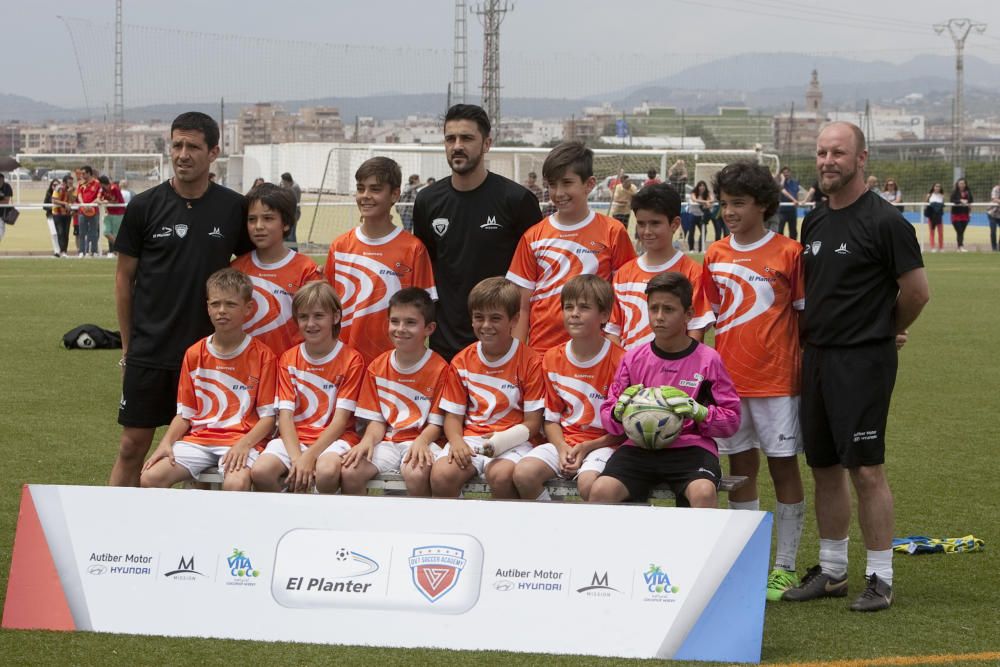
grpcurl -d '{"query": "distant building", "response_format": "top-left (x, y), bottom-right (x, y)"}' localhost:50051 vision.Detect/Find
top-left (774, 70), bottom-right (825, 155)
top-left (237, 103), bottom-right (345, 150)
top-left (19, 125), bottom-right (81, 154)
top-left (827, 108), bottom-right (925, 142)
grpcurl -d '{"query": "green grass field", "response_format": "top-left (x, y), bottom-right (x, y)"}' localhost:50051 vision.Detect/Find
top-left (1, 255), bottom-right (998, 666)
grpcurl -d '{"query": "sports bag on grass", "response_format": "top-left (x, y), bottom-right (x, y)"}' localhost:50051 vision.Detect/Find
top-left (1, 208), bottom-right (18, 225)
top-left (62, 324), bottom-right (122, 350)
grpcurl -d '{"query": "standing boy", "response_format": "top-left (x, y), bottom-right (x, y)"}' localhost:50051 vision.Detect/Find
top-left (506, 141), bottom-right (634, 352)
top-left (231, 183), bottom-right (323, 358)
top-left (589, 273), bottom-right (740, 507)
top-left (324, 156), bottom-right (436, 365)
top-left (695, 161), bottom-right (807, 601)
top-left (513, 275), bottom-right (625, 501)
top-left (608, 183), bottom-right (705, 350)
top-left (431, 277), bottom-right (544, 498)
top-left (140, 269), bottom-right (276, 491)
top-left (341, 288), bottom-right (453, 496)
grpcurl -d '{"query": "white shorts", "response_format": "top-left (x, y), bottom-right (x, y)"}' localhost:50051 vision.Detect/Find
top-left (522, 443), bottom-right (615, 479)
top-left (434, 436), bottom-right (532, 476)
top-left (372, 440), bottom-right (446, 474)
top-left (258, 438), bottom-right (351, 470)
top-left (716, 396), bottom-right (803, 457)
top-left (172, 441), bottom-right (260, 479)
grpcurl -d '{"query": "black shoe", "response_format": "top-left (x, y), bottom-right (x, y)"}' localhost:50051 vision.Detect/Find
top-left (781, 564), bottom-right (848, 601)
top-left (850, 573), bottom-right (893, 612)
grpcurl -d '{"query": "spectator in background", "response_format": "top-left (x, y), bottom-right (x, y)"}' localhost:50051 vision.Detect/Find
top-left (988, 180), bottom-right (1000, 252)
top-left (866, 175), bottom-right (880, 195)
top-left (44, 178), bottom-right (61, 257)
top-left (778, 166), bottom-right (800, 240)
top-left (251, 177), bottom-right (266, 190)
top-left (686, 180), bottom-right (712, 252)
top-left (609, 170), bottom-right (637, 228)
top-left (119, 179), bottom-right (134, 206)
top-left (644, 168), bottom-right (661, 187)
top-left (523, 171), bottom-right (544, 201)
top-left (425, 176), bottom-right (436, 188)
top-left (667, 159), bottom-right (688, 194)
top-left (51, 174), bottom-right (74, 257)
top-left (950, 178), bottom-right (972, 253)
top-left (802, 179), bottom-right (828, 210)
top-left (280, 172), bottom-right (302, 250)
top-left (0, 173), bottom-right (13, 244)
top-left (880, 179), bottom-right (903, 213)
top-left (99, 175), bottom-right (126, 256)
top-left (76, 165), bottom-right (102, 257)
top-left (924, 183), bottom-right (945, 253)
top-left (397, 173), bottom-right (420, 232)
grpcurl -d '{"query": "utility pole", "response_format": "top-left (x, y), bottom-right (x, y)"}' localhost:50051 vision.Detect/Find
top-left (453, 0), bottom-right (467, 106)
top-left (473, 1), bottom-right (511, 142)
top-left (935, 18), bottom-right (987, 181)
top-left (113, 0), bottom-right (124, 155)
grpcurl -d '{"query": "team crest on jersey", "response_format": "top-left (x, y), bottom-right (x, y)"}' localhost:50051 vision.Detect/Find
top-left (588, 240), bottom-right (608, 252)
top-left (409, 546), bottom-right (467, 603)
top-left (394, 262), bottom-right (413, 275)
top-left (175, 223), bottom-right (189, 239)
top-left (810, 241), bottom-right (821, 255)
top-left (432, 218), bottom-right (450, 237)
top-left (480, 215), bottom-right (502, 230)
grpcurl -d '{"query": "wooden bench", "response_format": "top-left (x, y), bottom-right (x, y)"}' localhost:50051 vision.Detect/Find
top-left (191, 471), bottom-right (747, 501)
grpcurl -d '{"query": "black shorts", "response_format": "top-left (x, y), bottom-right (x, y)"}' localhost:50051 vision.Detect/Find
top-left (118, 364), bottom-right (181, 429)
top-left (600, 445), bottom-right (721, 503)
top-left (800, 341), bottom-right (897, 468)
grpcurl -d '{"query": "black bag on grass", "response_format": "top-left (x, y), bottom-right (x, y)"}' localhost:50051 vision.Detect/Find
top-left (62, 324), bottom-right (122, 350)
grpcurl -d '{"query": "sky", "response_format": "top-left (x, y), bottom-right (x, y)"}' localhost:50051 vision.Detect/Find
top-left (5, 0), bottom-right (1000, 109)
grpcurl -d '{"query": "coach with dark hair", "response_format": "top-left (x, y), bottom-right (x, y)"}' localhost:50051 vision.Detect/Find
top-left (783, 121), bottom-right (929, 611)
top-left (109, 111), bottom-right (251, 487)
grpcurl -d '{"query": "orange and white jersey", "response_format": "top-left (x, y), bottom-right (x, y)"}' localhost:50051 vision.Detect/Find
top-left (608, 252), bottom-right (705, 349)
top-left (231, 250), bottom-right (324, 358)
top-left (355, 349), bottom-right (452, 443)
top-left (543, 339), bottom-right (625, 446)
top-left (177, 335), bottom-right (277, 447)
top-left (276, 341), bottom-right (366, 446)
top-left (696, 231), bottom-right (805, 397)
top-left (323, 226), bottom-right (436, 365)
top-left (506, 211), bottom-right (635, 353)
top-left (439, 339), bottom-right (545, 438)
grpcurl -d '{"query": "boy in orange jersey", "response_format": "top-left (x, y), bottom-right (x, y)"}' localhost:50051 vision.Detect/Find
top-left (323, 157), bottom-right (436, 365)
top-left (506, 141), bottom-right (634, 353)
top-left (250, 281), bottom-right (366, 494)
top-left (513, 275), bottom-right (625, 501)
top-left (140, 268), bottom-right (276, 491)
top-left (231, 183), bottom-right (324, 358)
top-left (607, 183), bottom-right (706, 350)
top-left (340, 288), bottom-right (454, 496)
top-left (432, 277), bottom-right (544, 498)
top-left (694, 161), bottom-right (806, 602)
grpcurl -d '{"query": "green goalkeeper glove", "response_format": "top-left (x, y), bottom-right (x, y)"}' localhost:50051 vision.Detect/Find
top-left (612, 384), bottom-right (644, 423)
top-left (665, 396), bottom-right (709, 423)
top-left (658, 386), bottom-right (689, 401)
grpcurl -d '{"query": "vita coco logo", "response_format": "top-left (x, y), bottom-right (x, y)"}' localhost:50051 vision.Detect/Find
top-left (642, 564), bottom-right (680, 602)
top-left (226, 547), bottom-right (261, 586)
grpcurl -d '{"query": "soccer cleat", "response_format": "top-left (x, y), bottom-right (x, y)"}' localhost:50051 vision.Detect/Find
top-left (850, 574), bottom-right (893, 612)
top-left (766, 568), bottom-right (798, 602)
top-left (781, 564), bottom-right (848, 601)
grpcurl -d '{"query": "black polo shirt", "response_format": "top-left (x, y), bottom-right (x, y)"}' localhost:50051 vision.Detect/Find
top-left (800, 190), bottom-right (923, 348)
top-left (115, 181), bottom-right (251, 369)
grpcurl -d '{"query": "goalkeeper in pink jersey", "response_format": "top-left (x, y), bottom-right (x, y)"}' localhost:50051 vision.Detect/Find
top-left (590, 272), bottom-right (740, 507)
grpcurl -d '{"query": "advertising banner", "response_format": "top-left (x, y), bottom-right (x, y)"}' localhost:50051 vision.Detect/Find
top-left (3, 485), bottom-right (771, 662)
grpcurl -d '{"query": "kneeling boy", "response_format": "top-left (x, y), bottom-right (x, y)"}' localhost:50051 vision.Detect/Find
top-left (589, 273), bottom-right (740, 507)
top-left (141, 269), bottom-right (277, 491)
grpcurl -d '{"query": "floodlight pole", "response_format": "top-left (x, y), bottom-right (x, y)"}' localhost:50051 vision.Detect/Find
top-left (934, 18), bottom-right (987, 181)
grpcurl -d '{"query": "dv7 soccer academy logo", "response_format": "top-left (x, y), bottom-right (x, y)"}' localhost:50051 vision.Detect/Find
top-left (409, 545), bottom-right (467, 603)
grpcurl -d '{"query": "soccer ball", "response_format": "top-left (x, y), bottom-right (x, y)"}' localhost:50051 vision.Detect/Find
top-left (621, 388), bottom-right (684, 450)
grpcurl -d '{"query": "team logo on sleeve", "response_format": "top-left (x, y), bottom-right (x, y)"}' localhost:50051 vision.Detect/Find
top-left (409, 546), bottom-right (467, 602)
top-left (432, 218), bottom-right (449, 237)
top-left (175, 223), bottom-right (189, 238)
top-left (810, 241), bottom-right (821, 255)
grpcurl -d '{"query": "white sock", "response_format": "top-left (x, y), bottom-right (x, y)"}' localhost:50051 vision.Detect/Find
top-left (819, 538), bottom-right (849, 579)
top-left (774, 501), bottom-right (805, 572)
top-left (866, 549), bottom-right (893, 586)
top-left (729, 499), bottom-right (760, 511)
top-left (535, 489), bottom-right (551, 501)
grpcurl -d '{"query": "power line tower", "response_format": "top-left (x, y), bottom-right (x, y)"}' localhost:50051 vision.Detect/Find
top-left (453, 0), bottom-right (468, 106)
top-left (473, 1), bottom-right (511, 141)
top-left (934, 18), bottom-right (987, 180)
top-left (113, 0), bottom-right (124, 154)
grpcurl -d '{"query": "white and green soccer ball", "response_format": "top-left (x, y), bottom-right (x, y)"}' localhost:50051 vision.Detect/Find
top-left (621, 388), bottom-right (684, 450)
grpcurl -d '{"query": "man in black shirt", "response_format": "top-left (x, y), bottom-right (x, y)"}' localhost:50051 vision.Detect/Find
top-left (413, 104), bottom-right (543, 360)
top-left (110, 112), bottom-right (251, 486)
top-left (783, 122), bottom-right (929, 611)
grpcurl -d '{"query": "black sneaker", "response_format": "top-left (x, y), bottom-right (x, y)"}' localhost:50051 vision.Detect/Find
top-left (781, 564), bottom-right (848, 601)
top-left (850, 573), bottom-right (893, 612)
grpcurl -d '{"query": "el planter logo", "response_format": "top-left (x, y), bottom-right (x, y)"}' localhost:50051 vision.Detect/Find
top-left (271, 529), bottom-right (482, 613)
